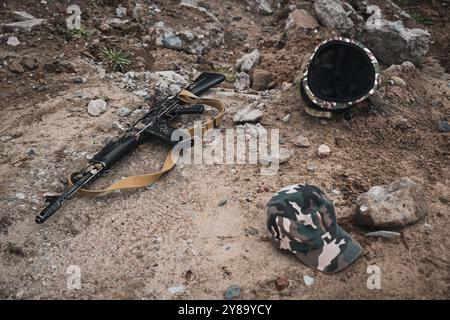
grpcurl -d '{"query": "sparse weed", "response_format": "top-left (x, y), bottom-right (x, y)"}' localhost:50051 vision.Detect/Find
top-left (102, 47), bottom-right (131, 72)
top-left (69, 27), bottom-right (91, 38)
top-left (213, 66), bottom-right (236, 83)
top-left (410, 12), bottom-right (433, 25)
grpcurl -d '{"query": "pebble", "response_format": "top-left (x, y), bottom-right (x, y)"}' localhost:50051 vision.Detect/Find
top-left (116, 5), bottom-right (127, 18)
top-left (275, 277), bottom-right (289, 291)
top-left (292, 135), bottom-right (310, 147)
top-left (365, 231), bottom-right (401, 239)
top-left (317, 144), bottom-right (331, 158)
top-left (118, 107), bottom-right (132, 117)
top-left (73, 76), bottom-right (86, 84)
top-left (133, 89), bottom-right (148, 97)
top-left (87, 99), bottom-right (107, 117)
top-left (438, 118), bottom-right (450, 133)
top-left (224, 285), bottom-right (241, 300)
top-left (391, 76), bottom-right (407, 87)
top-left (233, 107), bottom-right (263, 123)
top-left (0, 135), bottom-right (13, 142)
top-left (234, 71), bottom-right (251, 92)
top-left (167, 284), bottom-right (185, 294)
top-left (331, 189), bottom-right (341, 195)
top-left (236, 49), bottom-right (260, 72)
top-left (16, 192), bottom-right (26, 200)
top-left (303, 275), bottom-right (314, 286)
top-left (7, 36), bottom-right (20, 46)
top-left (281, 114), bottom-right (290, 123)
top-left (218, 198), bottom-right (227, 206)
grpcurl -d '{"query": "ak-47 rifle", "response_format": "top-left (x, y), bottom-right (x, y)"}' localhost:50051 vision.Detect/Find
top-left (35, 72), bottom-right (225, 224)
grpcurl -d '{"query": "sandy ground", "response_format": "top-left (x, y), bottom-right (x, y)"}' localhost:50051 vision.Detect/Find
top-left (0, 0), bottom-right (449, 299)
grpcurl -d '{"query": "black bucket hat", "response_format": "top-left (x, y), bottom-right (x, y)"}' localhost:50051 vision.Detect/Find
top-left (299, 37), bottom-right (380, 118)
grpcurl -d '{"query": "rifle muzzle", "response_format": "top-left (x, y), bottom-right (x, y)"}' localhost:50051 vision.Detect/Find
top-left (35, 201), bottom-right (62, 224)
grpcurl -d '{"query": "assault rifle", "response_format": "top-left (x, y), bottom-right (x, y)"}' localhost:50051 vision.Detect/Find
top-left (35, 72), bottom-right (225, 223)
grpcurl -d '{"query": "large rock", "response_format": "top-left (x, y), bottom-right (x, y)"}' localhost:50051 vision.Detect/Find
top-left (355, 177), bottom-right (428, 228)
top-left (285, 9), bottom-right (319, 30)
top-left (252, 68), bottom-right (273, 91)
top-left (361, 18), bottom-right (430, 66)
top-left (313, 0), bottom-right (363, 37)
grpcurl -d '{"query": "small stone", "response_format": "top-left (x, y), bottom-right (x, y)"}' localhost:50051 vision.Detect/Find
top-left (281, 82), bottom-right (293, 91)
top-left (218, 198), bottom-right (227, 206)
top-left (303, 275), bottom-right (314, 286)
top-left (26, 149), bottom-right (35, 157)
top-left (13, 11), bottom-right (37, 21)
top-left (281, 114), bottom-right (290, 123)
top-left (73, 76), bottom-right (86, 84)
top-left (331, 189), bottom-right (341, 195)
top-left (16, 192), bottom-right (26, 200)
top-left (15, 289), bottom-right (25, 299)
top-left (258, 0), bottom-right (273, 15)
top-left (233, 106), bottom-right (263, 123)
top-left (8, 59), bottom-right (24, 74)
top-left (292, 135), bottom-right (310, 147)
top-left (99, 22), bottom-right (111, 31)
top-left (116, 5), bottom-right (127, 17)
top-left (391, 76), bottom-right (406, 87)
top-left (162, 34), bottom-right (183, 50)
top-left (118, 107), bottom-right (132, 117)
top-left (0, 135), bottom-right (13, 142)
top-left (317, 144), bottom-right (331, 158)
top-left (224, 285), bottom-right (241, 300)
top-left (133, 89), bottom-right (148, 97)
top-left (167, 284), bottom-right (185, 294)
top-left (275, 277), bottom-right (289, 291)
top-left (87, 99), bottom-right (107, 117)
top-left (438, 118), bottom-right (450, 133)
top-left (365, 231), bottom-right (401, 239)
top-left (236, 49), bottom-right (260, 72)
top-left (7, 36), bottom-right (20, 47)
top-left (234, 71), bottom-right (251, 92)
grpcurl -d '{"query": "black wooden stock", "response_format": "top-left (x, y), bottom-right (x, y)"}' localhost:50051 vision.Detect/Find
top-left (187, 72), bottom-right (225, 96)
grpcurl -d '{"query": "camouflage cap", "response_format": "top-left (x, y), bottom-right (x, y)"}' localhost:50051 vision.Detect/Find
top-left (299, 37), bottom-right (380, 117)
top-left (267, 184), bottom-right (362, 273)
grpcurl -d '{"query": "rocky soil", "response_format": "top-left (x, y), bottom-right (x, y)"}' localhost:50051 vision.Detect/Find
top-left (0, 0), bottom-right (449, 299)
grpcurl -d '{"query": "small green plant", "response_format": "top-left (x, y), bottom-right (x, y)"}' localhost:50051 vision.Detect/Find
top-left (410, 12), bottom-right (433, 26)
top-left (102, 47), bottom-right (131, 72)
top-left (213, 66), bottom-right (236, 83)
top-left (69, 27), bottom-right (91, 38)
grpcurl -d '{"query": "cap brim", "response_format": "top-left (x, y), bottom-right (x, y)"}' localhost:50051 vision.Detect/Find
top-left (293, 226), bottom-right (362, 273)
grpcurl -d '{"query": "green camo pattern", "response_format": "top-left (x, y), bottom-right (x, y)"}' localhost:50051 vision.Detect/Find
top-left (267, 184), bottom-right (362, 273)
